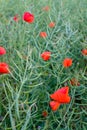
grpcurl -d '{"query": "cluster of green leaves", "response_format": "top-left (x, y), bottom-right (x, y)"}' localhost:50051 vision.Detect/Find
top-left (0, 0), bottom-right (87, 130)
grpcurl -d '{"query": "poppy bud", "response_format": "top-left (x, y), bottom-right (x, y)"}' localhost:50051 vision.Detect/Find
top-left (41, 51), bottom-right (51, 61)
top-left (13, 14), bottom-right (19, 22)
top-left (39, 32), bottom-right (47, 38)
top-left (48, 22), bottom-right (55, 28)
top-left (0, 46), bottom-right (6, 55)
top-left (81, 49), bottom-right (87, 56)
top-left (42, 110), bottom-right (48, 117)
top-left (42, 6), bottom-right (50, 11)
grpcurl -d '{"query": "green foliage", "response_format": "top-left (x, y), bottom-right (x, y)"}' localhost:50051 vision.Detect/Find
top-left (0, 0), bottom-right (87, 129)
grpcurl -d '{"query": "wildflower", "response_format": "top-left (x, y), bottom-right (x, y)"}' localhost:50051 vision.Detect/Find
top-left (42, 6), bottom-right (50, 11)
top-left (48, 22), bottom-right (55, 28)
top-left (13, 14), bottom-right (19, 22)
top-left (22, 12), bottom-right (34, 23)
top-left (37, 126), bottom-right (41, 130)
top-left (0, 62), bottom-right (10, 74)
top-left (50, 86), bottom-right (71, 111)
top-left (42, 110), bottom-right (48, 117)
top-left (70, 78), bottom-right (80, 86)
top-left (0, 46), bottom-right (6, 55)
top-left (41, 51), bottom-right (51, 61)
top-left (81, 49), bottom-right (87, 56)
top-left (63, 58), bottom-right (72, 68)
top-left (39, 32), bottom-right (47, 38)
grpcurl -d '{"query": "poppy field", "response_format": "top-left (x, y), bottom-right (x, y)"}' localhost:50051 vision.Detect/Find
top-left (0, 0), bottom-right (87, 129)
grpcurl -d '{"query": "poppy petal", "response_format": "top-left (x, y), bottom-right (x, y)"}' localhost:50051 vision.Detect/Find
top-left (57, 86), bottom-right (69, 95)
top-left (0, 46), bottom-right (6, 55)
top-left (63, 58), bottom-right (72, 68)
top-left (41, 51), bottom-right (51, 61)
top-left (50, 93), bottom-right (70, 103)
top-left (42, 110), bottom-right (48, 117)
top-left (50, 86), bottom-right (70, 103)
top-left (42, 6), bottom-right (50, 11)
top-left (50, 86), bottom-right (69, 100)
top-left (39, 32), bottom-right (47, 38)
top-left (57, 94), bottom-right (71, 103)
top-left (49, 22), bottom-right (55, 28)
top-left (0, 62), bottom-right (10, 74)
top-left (81, 49), bottom-right (87, 56)
top-left (49, 101), bottom-right (60, 111)
top-left (13, 14), bottom-right (19, 22)
top-left (22, 12), bottom-right (34, 23)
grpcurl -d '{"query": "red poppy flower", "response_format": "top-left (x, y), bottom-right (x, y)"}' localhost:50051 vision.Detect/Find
top-left (70, 78), bottom-right (80, 86)
top-left (41, 51), bottom-right (51, 61)
top-left (39, 32), bottom-right (47, 38)
top-left (49, 22), bottom-right (55, 28)
top-left (0, 46), bottom-right (6, 55)
top-left (50, 86), bottom-right (71, 111)
top-left (42, 110), bottom-right (48, 117)
top-left (22, 12), bottom-right (34, 23)
top-left (81, 49), bottom-right (87, 56)
top-left (13, 14), bottom-right (19, 22)
top-left (63, 58), bottom-right (72, 68)
top-left (42, 6), bottom-right (50, 11)
top-left (0, 62), bottom-right (10, 74)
